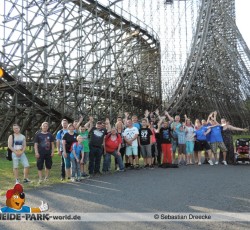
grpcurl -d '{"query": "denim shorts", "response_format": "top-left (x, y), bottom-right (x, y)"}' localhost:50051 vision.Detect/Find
top-left (12, 152), bottom-right (30, 169)
top-left (126, 146), bottom-right (138, 156)
top-left (63, 152), bottom-right (71, 169)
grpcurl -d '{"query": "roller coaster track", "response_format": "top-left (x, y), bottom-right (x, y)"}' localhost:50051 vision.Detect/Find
top-left (166, 0), bottom-right (250, 126)
top-left (0, 0), bottom-right (161, 143)
top-left (167, 0), bottom-right (213, 111)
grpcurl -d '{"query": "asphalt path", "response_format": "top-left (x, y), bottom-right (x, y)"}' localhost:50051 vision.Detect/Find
top-left (0, 163), bottom-right (250, 230)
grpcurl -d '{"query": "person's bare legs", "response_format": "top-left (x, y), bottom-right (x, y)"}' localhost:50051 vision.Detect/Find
top-left (38, 170), bottom-right (43, 180)
top-left (45, 168), bottom-right (50, 179)
top-left (24, 167), bottom-right (29, 179)
top-left (13, 168), bottom-right (19, 180)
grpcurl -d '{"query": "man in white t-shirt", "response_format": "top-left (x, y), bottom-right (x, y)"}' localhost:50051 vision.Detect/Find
top-left (123, 119), bottom-right (139, 169)
top-left (8, 124), bottom-right (30, 184)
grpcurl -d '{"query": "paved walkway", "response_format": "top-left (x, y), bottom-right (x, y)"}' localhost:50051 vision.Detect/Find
top-left (0, 164), bottom-right (250, 229)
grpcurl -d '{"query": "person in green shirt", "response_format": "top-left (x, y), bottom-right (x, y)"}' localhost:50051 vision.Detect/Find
top-left (79, 117), bottom-right (93, 178)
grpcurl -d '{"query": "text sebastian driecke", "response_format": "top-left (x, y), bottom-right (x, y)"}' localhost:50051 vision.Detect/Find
top-left (160, 214), bottom-right (212, 219)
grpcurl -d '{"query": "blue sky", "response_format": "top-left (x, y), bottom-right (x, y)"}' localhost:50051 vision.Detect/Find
top-left (235, 0), bottom-right (250, 47)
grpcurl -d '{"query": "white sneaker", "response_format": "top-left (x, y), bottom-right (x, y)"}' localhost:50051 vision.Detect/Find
top-left (208, 160), bottom-right (214, 165)
top-left (215, 161), bottom-right (219, 165)
top-left (222, 160), bottom-right (227, 165)
top-left (71, 178), bottom-right (76, 182)
top-left (198, 162), bottom-right (201, 166)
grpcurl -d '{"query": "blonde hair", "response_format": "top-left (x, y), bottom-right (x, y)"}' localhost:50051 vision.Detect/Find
top-left (67, 123), bottom-right (74, 129)
top-left (41, 122), bottom-right (49, 128)
top-left (77, 135), bottom-right (84, 141)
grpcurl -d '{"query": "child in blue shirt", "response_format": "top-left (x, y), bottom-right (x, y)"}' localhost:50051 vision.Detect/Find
top-left (176, 124), bottom-right (187, 165)
top-left (70, 135), bottom-right (84, 182)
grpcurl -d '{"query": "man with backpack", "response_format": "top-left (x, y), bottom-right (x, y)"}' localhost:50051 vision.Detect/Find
top-left (8, 124), bottom-right (30, 184)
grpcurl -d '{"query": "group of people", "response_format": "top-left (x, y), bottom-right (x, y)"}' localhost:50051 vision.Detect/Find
top-left (7, 109), bottom-right (248, 184)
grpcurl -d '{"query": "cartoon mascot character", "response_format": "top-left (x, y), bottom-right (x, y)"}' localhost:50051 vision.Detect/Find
top-left (0, 184), bottom-right (48, 213)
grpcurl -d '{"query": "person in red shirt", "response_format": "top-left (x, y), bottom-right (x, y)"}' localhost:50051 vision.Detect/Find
top-left (103, 127), bottom-right (125, 172)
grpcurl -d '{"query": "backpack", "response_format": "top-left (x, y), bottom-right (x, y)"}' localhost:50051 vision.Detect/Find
top-left (69, 142), bottom-right (78, 152)
top-left (6, 134), bottom-right (14, 161)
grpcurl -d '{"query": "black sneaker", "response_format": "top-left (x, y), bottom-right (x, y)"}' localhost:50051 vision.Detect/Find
top-left (130, 164), bottom-right (134, 169)
top-left (203, 160), bottom-right (209, 164)
top-left (144, 164), bottom-right (149, 169)
top-left (94, 171), bottom-right (102, 176)
top-left (82, 173), bottom-right (90, 178)
top-left (135, 164), bottom-right (140, 170)
top-left (149, 165), bottom-right (154, 169)
top-left (23, 178), bottom-right (31, 183)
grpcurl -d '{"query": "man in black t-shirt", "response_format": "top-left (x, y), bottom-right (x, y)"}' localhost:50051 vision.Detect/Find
top-left (139, 119), bottom-right (153, 168)
top-left (34, 122), bottom-right (54, 183)
top-left (89, 121), bottom-right (108, 175)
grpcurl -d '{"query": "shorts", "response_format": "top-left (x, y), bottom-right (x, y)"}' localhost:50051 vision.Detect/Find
top-left (12, 153), bottom-right (30, 169)
top-left (126, 145), bottom-right (138, 156)
top-left (178, 144), bottom-right (186, 154)
top-left (194, 140), bottom-right (211, 152)
top-left (81, 152), bottom-right (89, 164)
top-left (63, 152), bottom-right (71, 169)
top-left (140, 144), bottom-right (152, 158)
top-left (210, 142), bottom-right (227, 154)
top-left (186, 141), bottom-right (194, 154)
top-left (37, 154), bottom-right (52, 170)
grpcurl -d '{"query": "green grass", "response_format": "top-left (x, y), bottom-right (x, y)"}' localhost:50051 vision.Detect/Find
top-left (232, 134), bottom-right (250, 142)
top-left (0, 148), bottom-right (62, 196)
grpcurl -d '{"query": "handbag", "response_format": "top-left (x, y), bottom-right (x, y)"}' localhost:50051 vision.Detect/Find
top-left (6, 134), bottom-right (14, 161)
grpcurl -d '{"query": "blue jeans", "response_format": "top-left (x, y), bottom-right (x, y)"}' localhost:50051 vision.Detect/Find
top-left (103, 150), bottom-right (124, 172)
top-left (171, 138), bottom-right (178, 154)
top-left (89, 145), bottom-right (103, 174)
top-left (71, 158), bottom-right (80, 178)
